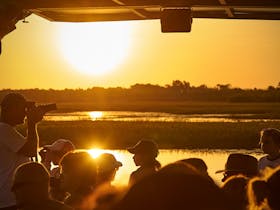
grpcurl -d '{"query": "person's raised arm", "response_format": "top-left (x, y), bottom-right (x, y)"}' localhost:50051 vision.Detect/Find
top-left (18, 106), bottom-right (44, 157)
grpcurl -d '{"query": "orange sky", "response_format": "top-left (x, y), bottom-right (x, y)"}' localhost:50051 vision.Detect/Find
top-left (0, 15), bottom-right (279, 89)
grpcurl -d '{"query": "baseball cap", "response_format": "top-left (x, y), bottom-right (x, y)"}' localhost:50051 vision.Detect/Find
top-left (96, 153), bottom-right (122, 172)
top-left (1, 93), bottom-right (27, 108)
top-left (44, 139), bottom-right (75, 154)
top-left (127, 140), bottom-right (159, 157)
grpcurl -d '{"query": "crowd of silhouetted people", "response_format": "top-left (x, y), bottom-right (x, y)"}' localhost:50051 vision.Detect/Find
top-left (1, 93), bottom-right (280, 210)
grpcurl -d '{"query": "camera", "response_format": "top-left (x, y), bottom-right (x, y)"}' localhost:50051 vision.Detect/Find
top-left (26, 102), bottom-right (57, 115)
top-left (37, 103), bottom-right (57, 115)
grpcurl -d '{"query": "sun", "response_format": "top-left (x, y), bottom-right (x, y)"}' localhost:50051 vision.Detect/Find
top-left (58, 22), bottom-right (132, 75)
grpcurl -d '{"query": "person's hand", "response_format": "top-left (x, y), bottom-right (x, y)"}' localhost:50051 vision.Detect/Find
top-left (39, 148), bottom-right (52, 171)
top-left (39, 148), bottom-right (47, 161)
top-left (26, 105), bottom-right (44, 124)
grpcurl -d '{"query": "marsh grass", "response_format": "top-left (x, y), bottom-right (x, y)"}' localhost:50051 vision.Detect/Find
top-left (15, 102), bottom-right (280, 149)
top-left (16, 120), bottom-right (280, 149)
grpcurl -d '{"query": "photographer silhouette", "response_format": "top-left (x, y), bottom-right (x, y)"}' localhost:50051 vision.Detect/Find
top-left (0, 93), bottom-right (55, 209)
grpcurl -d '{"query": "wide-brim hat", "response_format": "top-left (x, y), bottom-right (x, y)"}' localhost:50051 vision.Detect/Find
top-left (216, 153), bottom-right (258, 175)
top-left (127, 139), bottom-right (159, 157)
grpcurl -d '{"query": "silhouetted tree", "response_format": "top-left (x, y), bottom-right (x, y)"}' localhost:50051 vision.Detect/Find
top-left (216, 84), bottom-right (231, 90)
top-left (1, 81), bottom-right (280, 103)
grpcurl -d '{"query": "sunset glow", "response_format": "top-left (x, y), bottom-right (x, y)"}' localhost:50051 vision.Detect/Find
top-left (58, 22), bottom-right (132, 76)
top-left (0, 15), bottom-right (279, 89)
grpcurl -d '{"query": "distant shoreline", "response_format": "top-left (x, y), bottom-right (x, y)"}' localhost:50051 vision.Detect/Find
top-left (54, 101), bottom-right (280, 115)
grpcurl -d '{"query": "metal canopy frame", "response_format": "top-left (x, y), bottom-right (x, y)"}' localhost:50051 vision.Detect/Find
top-left (16, 0), bottom-right (280, 22)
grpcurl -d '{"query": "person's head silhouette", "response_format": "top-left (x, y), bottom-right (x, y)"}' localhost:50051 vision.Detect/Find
top-left (12, 162), bottom-right (50, 207)
top-left (1, 93), bottom-right (27, 126)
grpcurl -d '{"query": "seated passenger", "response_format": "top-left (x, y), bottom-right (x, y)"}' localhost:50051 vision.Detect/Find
top-left (96, 153), bottom-right (122, 187)
top-left (178, 158), bottom-right (214, 183)
top-left (59, 151), bottom-right (97, 210)
top-left (114, 162), bottom-right (231, 210)
top-left (40, 139), bottom-right (75, 178)
top-left (39, 139), bottom-right (75, 201)
top-left (179, 158), bottom-right (208, 176)
top-left (248, 166), bottom-right (280, 210)
top-left (127, 140), bottom-right (161, 186)
top-left (221, 175), bottom-right (249, 210)
top-left (90, 153), bottom-right (126, 210)
top-left (11, 162), bottom-right (72, 210)
top-left (247, 178), bottom-right (269, 210)
top-left (258, 128), bottom-right (280, 171)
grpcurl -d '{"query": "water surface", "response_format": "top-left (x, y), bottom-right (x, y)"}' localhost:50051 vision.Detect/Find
top-left (45, 111), bottom-right (280, 123)
top-left (88, 149), bottom-right (263, 186)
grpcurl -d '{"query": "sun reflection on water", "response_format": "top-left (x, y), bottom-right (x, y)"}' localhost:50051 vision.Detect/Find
top-left (88, 111), bottom-right (103, 121)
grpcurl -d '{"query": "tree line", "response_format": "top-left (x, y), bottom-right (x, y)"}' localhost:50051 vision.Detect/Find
top-left (1, 80), bottom-right (280, 103)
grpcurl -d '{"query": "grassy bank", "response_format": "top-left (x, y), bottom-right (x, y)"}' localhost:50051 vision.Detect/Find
top-left (17, 120), bottom-right (280, 149)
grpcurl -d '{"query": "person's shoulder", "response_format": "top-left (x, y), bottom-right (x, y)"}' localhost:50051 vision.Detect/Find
top-left (258, 155), bottom-right (273, 170)
top-left (0, 122), bottom-right (18, 136)
top-left (130, 169), bottom-right (139, 177)
top-left (130, 168), bottom-right (143, 180)
top-left (132, 167), bottom-right (142, 173)
top-left (132, 167), bottom-right (156, 178)
top-left (259, 155), bottom-right (268, 162)
top-left (140, 166), bottom-right (157, 173)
